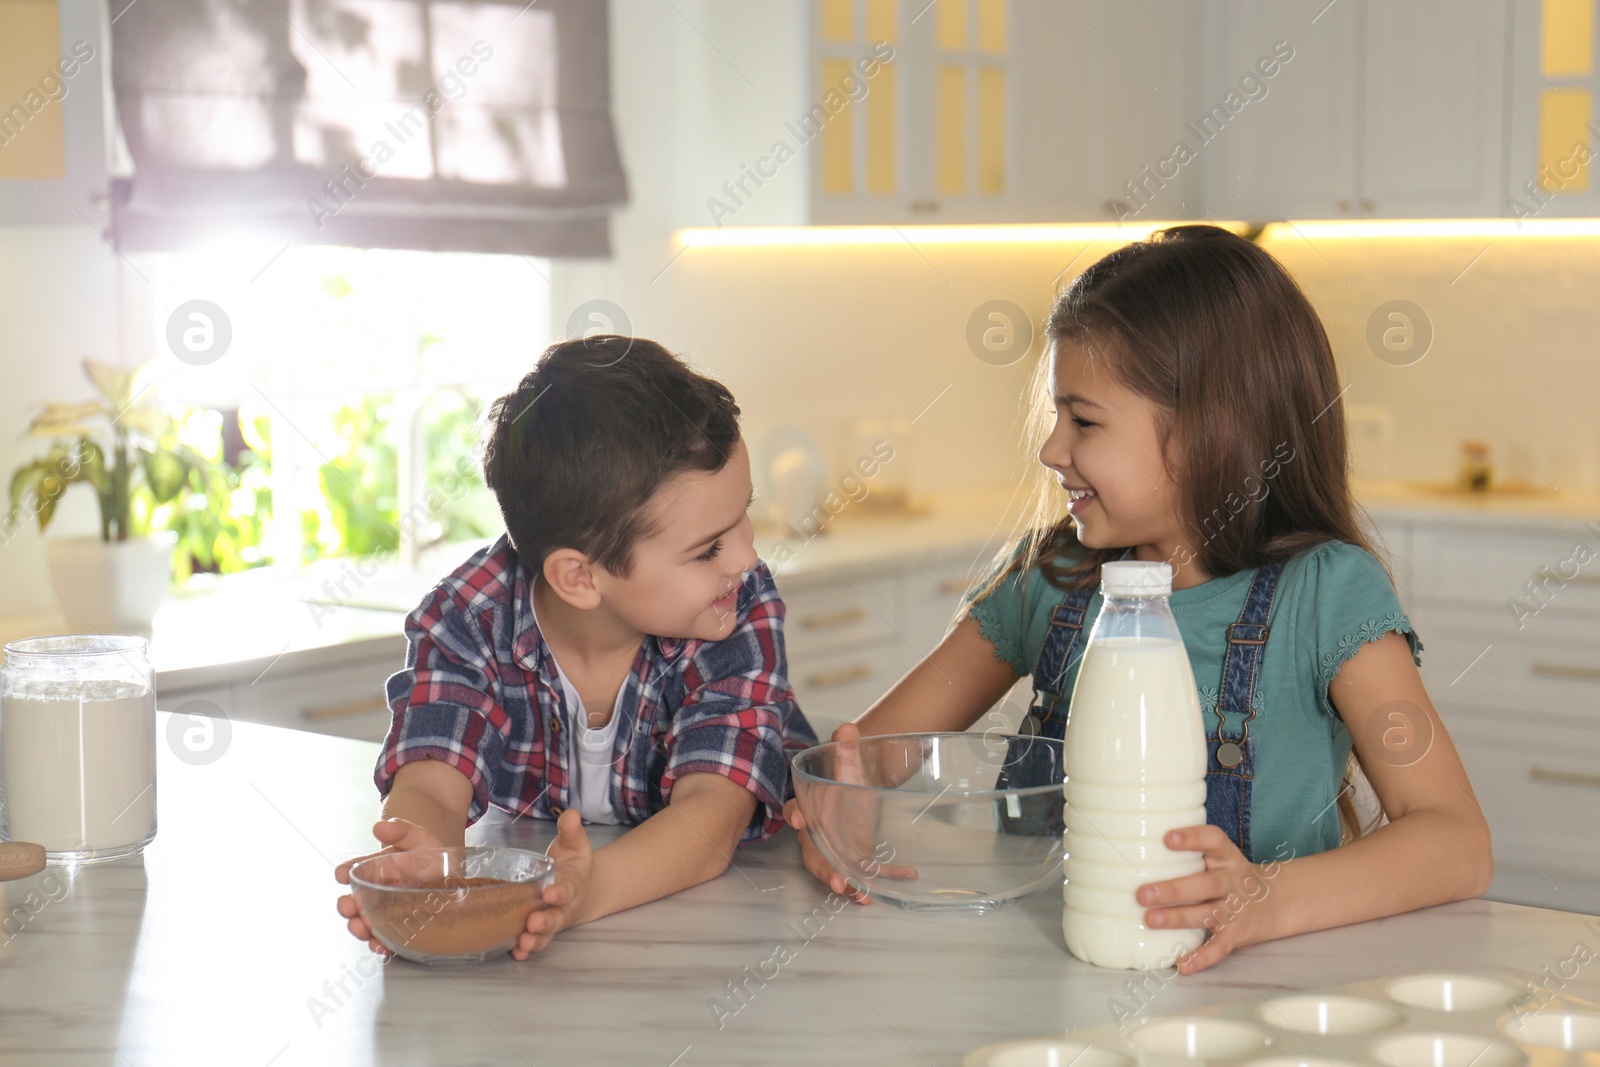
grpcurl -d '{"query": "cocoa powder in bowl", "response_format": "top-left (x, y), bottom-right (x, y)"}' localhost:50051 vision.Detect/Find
top-left (350, 847), bottom-right (556, 963)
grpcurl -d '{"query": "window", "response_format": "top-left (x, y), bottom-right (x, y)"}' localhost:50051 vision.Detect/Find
top-left (148, 243), bottom-right (545, 580)
top-left (110, 0), bottom-right (627, 256)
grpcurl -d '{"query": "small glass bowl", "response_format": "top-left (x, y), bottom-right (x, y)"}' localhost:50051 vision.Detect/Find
top-left (349, 846), bottom-right (556, 964)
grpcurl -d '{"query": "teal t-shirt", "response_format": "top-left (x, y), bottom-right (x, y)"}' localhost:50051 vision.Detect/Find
top-left (966, 540), bottom-right (1422, 862)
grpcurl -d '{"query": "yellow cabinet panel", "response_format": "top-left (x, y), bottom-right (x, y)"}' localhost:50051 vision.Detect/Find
top-left (0, 0), bottom-right (67, 180)
top-left (1538, 87), bottom-right (1592, 192)
top-left (936, 63), bottom-right (967, 195)
top-left (1542, 0), bottom-right (1595, 76)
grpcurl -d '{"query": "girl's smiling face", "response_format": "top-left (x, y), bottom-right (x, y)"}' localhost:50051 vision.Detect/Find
top-left (1038, 337), bottom-right (1204, 580)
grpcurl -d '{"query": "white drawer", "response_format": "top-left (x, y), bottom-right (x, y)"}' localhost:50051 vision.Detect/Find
top-left (1413, 525), bottom-right (1600, 616)
top-left (782, 576), bottom-right (899, 660)
top-left (1448, 716), bottom-right (1600, 910)
top-left (789, 644), bottom-right (903, 741)
top-left (1419, 607), bottom-right (1600, 728)
top-left (1485, 862), bottom-right (1600, 914)
top-left (901, 560), bottom-right (979, 661)
top-left (1367, 519), bottom-right (1416, 618)
top-left (230, 660), bottom-right (396, 742)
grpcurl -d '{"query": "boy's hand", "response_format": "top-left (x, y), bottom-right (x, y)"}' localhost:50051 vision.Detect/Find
top-left (513, 809), bottom-right (595, 959)
top-left (1136, 824), bottom-right (1282, 974)
top-left (334, 818), bottom-right (445, 953)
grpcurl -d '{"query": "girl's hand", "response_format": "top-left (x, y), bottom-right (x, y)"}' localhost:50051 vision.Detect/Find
top-left (787, 722), bottom-right (869, 901)
top-left (334, 818), bottom-right (445, 953)
top-left (1137, 825), bottom-right (1283, 974)
top-left (785, 722), bottom-right (918, 903)
top-left (513, 809), bottom-right (594, 958)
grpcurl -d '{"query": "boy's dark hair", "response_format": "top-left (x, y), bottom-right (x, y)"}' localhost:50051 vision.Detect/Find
top-left (482, 335), bottom-right (741, 576)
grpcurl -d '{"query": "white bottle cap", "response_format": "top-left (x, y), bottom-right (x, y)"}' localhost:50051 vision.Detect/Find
top-left (1101, 560), bottom-right (1173, 597)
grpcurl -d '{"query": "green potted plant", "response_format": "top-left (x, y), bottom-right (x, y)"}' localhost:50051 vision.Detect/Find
top-left (9, 360), bottom-right (204, 633)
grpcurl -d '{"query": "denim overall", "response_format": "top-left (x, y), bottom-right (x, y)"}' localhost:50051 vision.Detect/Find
top-left (1013, 559), bottom-right (1287, 859)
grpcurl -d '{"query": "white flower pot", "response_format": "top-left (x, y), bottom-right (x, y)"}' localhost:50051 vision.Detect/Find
top-left (43, 533), bottom-right (177, 634)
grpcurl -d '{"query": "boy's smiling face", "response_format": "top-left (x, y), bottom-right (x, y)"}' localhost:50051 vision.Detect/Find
top-left (592, 439), bottom-right (759, 642)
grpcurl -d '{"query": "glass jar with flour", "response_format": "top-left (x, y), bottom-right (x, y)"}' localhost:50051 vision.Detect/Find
top-left (1, 635), bottom-right (157, 862)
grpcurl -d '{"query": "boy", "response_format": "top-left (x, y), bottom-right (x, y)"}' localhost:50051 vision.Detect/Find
top-left (335, 335), bottom-right (816, 957)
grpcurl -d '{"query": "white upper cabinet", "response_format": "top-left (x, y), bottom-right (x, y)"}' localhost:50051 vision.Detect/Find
top-left (1204, 0), bottom-right (1511, 221)
top-left (1360, 2), bottom-right (1510, 218)
top-left (804, 0), bottom-right (1210, 224)
top-left (1200, 0), bottom-right (1363, 221)
top-left (805, 0), bottom-right (1529, 224)
top-left (1050, 0), bottom-right (1211, 224)
top-left (1505, 0), bottom-right (1600, 219)
top-left (0, 0), bottom-right (112, 228)
top-left (808, 0), bottom-right (1025, 224)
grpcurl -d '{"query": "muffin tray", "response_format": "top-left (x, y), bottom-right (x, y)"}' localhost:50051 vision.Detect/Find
top-left (964, 970), bottom-right (1600, 1066)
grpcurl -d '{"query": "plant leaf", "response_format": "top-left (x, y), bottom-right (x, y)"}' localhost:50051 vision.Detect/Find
top-left (84, 359), bottom-right (134, 412)
top-left (8, 464), bottom-right (41, 518)
top-left (143, 450), bottom-right (188, 504)
top-left (25, 402), bottom-right (105, 438)
top-left (116, 403), bottom-right (168, 439)
top-left (75, 440), bottom-right (109, 496)
top-left (35, 475), bottom-right (62, 531)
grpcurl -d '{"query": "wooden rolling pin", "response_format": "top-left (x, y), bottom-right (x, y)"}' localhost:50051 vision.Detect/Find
top-left (0, 841), bottom-right (46, 880)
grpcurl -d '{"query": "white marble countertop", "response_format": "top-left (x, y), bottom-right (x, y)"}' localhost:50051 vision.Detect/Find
top-left (756, 487), bottom-right (1021, 589)
top-left (1, 716), bottom-right (1596, 1066)
top-left (1355, 476), bottom-right (1600, 531)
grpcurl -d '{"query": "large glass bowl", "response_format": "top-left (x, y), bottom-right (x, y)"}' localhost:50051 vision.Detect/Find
top-left (791, 732), bottom-right (1066, 913)
top-left (348, 846), bottom-right (556, 964)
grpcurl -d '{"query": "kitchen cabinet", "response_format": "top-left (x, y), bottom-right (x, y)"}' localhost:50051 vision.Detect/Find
top-left (1505, 0), bottom-right (1600, 220)
top-left (784, 550), bottom-right (992, 737)
top-left (784, 571), bottom-right (904, 739)
top-left (1389, 516), bottom-right (1600, 914)
top-left (0, 0), bottom-right (111, 228)
top-left (1359, 2), bottom-right (1511, 218)
top-left (1205, 0), bottom-right (1510, 220)
top-left (1200, 0), bottom-right (1363, 221)
top-left (160, 644), bottom-right (400, 744)
top-left (807, 0), bottom-right (1023, 225)
top-left (805, 0), bottom-right (1525, 225)
top-left (803, 0), bottom-right (1210, 224)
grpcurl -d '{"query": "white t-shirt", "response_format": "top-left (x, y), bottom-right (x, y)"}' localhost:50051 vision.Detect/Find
top-left (554, 667), bottom-right (624, 825)
top-left (529, 589), bottom-right (624, 824)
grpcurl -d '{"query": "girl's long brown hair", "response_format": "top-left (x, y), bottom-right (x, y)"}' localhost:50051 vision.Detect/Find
top-left (971, 224), bottom-right (1389, 841)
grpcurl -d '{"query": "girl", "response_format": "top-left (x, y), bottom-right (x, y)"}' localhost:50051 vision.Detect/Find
top-left (786, 224), bottom-right (1492, 974)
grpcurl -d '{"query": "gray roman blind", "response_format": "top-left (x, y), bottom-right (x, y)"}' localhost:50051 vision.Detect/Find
top-left (109, 0), bottom-right (627, 256)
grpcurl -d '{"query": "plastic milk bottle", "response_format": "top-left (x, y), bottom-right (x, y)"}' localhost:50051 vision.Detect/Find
top-left (1062, 561), bottom-right (1208, 969)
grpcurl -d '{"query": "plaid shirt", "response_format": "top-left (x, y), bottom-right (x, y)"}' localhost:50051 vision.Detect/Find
top-left (376, 536), bottom-right (816, 845)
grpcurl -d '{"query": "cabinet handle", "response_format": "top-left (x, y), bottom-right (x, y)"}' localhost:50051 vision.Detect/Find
top-left (937, 577), bottom-right (970, 595)
top-left (1360, 198), bottom-right (1375, 213)
top-left (1526, 571), bottom-right (1600, 587)
top-left (1337, 199), bottom-right (1351, 213)
top-left (303, 696), bottom-right (391, 722)
top-left (800, 607), bottom-right (867, 630)
top-left (1530, 766), bottom-right (1600, 790)
top-left (1531, 661), bottom-right (1600, 683)
top-left (805, 664), bottom-right (873, 689)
